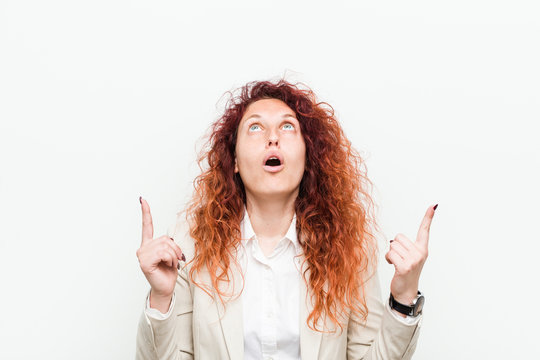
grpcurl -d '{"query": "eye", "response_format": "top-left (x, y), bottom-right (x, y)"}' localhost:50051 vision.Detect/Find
top-left (249, 124), bottom-right (262, 132)
top-left (282, 123), bottom-right (294, 130)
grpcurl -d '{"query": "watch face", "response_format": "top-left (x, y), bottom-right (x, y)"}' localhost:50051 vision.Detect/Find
top-left (414, 296), bottom-right (425, 315)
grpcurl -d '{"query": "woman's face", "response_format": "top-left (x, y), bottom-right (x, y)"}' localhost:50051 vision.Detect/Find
top-left (234, 98), bottom-right (306, 201)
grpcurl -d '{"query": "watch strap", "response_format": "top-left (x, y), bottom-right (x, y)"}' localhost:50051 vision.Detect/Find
top-left (389, 291), bottom-right (422, 317)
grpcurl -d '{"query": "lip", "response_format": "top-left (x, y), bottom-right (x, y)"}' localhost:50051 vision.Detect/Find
top-left (262, 151), bottom-right (283, 165)
top-left (262, 151), bottom-right (284, 173)
top-left (263, 163), bottom-right (285, 173)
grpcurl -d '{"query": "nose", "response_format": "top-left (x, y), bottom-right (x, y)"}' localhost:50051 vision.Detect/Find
top-left (267, 135), bottom-right (279, 147)
top-left (266, 129), bottom-right (279, 147)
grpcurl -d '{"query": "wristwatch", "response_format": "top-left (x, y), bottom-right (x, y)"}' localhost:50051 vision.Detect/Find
top-left (389, 291), bottom-right (424, 317)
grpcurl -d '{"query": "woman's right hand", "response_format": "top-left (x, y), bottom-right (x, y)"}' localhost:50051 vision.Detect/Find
top-left (136, 197), bottom-right (184, 300)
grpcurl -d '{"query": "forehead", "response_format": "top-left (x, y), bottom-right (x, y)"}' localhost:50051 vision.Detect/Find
top-left (241, 98), bottom-right (296, 121)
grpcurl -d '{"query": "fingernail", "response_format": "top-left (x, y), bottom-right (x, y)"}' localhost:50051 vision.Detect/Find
top-left (139, 196), bottom-right (142, 204)
top-left (433, 204), bottom-right (438, 211)
top-left (177, 263), bottom-right (180, 270)
top-left (389, 239), bottom-right (394, 243)
top-left (181, 253), bottom-right (186, 262)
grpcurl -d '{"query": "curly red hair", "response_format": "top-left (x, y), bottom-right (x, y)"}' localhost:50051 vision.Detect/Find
top-left (182, 78), bottom-right (381, 333)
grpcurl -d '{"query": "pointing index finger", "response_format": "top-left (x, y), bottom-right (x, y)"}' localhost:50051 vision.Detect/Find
top-left (140, 196), bottom-right (154, 245)
top-left (416, 203), bottom-right (438, 249)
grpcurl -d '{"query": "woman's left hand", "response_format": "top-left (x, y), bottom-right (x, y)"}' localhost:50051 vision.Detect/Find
top-left (385, 204), bottom-right (437, 305)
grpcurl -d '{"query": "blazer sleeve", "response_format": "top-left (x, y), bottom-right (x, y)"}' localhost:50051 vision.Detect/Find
top-left (346, 267), bottom-right (422, 360)
top-left (135, 215), bottom-right (195, 360)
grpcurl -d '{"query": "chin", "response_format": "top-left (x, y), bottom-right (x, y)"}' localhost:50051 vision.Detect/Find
top-left (255, 185), bottom-right (299, 199)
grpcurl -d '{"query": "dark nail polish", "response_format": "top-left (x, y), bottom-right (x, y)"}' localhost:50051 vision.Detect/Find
top-left (389, 239), bottom-right (394, 243)
top-left (433, 204), bottom-right (438, 211)
top-left (139, 196), bottom-right (142, 204)
top-left (177, 263), bottom-right (180, 270)
top-left (181, 253), bottom-right (186, 262)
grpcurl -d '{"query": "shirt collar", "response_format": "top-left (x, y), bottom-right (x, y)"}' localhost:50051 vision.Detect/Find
top-left (240, 205), bottom-right (301, 254)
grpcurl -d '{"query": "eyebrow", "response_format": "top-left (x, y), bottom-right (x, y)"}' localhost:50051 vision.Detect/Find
top-left (244, 113), bottom-right (297, 122)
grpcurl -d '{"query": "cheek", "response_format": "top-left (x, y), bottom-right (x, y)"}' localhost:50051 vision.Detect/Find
top-left (295, 142), bottom-right (307, 169)
top-left (234, 139), bottom-right (250, 171)
top-left (288, 150), bottom-right (306, 182)
top-left (236, 152), bottom-right (259, 176)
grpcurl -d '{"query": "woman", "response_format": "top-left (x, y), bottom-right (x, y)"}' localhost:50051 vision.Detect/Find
top-left (135, 79), bottom-right (436, 360)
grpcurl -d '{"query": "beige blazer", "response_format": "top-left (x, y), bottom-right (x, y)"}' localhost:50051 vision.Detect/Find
top-left (135, 215), bottom-right (422, 360)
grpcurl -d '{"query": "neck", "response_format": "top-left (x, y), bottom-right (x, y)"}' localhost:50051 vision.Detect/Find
top-left (244, 191), bottom-right (297, 240)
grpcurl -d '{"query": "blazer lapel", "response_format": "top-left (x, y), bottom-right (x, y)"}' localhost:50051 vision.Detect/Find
top-left (212, 253), bottom-right (323, 360)
top-left (213, 261), bottom-right (244, 360)
top-left (299, 259), bottom-right (324, 360)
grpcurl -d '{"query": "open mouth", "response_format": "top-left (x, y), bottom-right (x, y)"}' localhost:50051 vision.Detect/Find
top-left (265, 157), bottom-right (282, 167)
top-left (263, 156), bottom-right (284, 172)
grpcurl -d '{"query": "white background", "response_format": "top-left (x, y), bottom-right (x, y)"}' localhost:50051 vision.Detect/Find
top-left (1, 0), bottom-right (538, 359)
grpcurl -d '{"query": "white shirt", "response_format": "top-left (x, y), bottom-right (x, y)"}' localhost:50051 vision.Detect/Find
top-left (237, 209), bottom-right (302, 360)
top-left (145, 208), bottom-right (419, 359)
